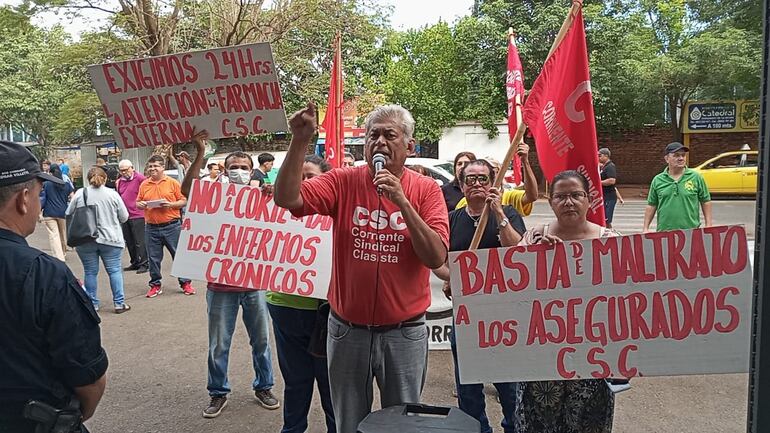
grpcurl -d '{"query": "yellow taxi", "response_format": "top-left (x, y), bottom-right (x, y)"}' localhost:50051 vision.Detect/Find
top-left (691, 150), bottom-right (758, 195)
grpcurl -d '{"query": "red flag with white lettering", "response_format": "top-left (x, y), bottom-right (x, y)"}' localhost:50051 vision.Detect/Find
top-left (522, 8), bottom-right (605, 225)
top-left (322, 35), bottom-right (344, 168)
top-left (506, 35), bottom-right (525, 185)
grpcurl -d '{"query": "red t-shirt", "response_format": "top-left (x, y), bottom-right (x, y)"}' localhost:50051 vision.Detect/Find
top-left (291, 165), bottom-right (449, 325)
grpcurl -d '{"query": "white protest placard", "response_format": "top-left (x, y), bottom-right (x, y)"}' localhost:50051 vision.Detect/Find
top-left (88, 43), bottom-right (288, 148)
top-left (172, 180), bottom-right (332, 299)
top-left (449, 226), bottom-right (753, 384)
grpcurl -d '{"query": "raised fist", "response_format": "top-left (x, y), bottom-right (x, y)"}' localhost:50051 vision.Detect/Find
top-left (288, 102), bottom-right (317, 143)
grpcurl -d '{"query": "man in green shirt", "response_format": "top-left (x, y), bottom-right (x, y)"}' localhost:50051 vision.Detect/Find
top-left (643, 142), bottom-right (712, 232)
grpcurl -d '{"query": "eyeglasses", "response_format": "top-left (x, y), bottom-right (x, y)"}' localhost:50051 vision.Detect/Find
top-left (118, 168), bottom-right (131, 173)
top-left (552, 191), bottom-right (588, 202)
top-left (463, 174), bottom-right (490, 186)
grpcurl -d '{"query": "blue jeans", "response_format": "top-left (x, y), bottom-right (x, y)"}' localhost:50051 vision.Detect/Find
top-left (268, 304), bottom-right (335, 433)
top-left (145, 220), bottom-right (189, 287)
top-left (207, 290), bottom-right (274, 396)
top-left (75, 242), bottom-right (125, 308)
top-left (451, 329), bottom-right (517, 433)
top-left (604, 198), bottom-right (617, 225)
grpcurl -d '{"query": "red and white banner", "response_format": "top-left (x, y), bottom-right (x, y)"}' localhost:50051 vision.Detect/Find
top-left (522, 9), bottom-right (605, 225)
top-left (506, 35), bottom-right (525, 185)
top-left (171, 180), bottom-right (331, 299)
top-left (449, 226), bottom-right (752, 384)
top-left (88, 43), bottom-right (288, 148)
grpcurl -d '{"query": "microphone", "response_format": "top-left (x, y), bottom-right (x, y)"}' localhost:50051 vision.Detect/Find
top-left (372, 153), bottom-right (386, 195)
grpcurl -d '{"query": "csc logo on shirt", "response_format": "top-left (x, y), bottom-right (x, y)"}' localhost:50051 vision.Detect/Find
top-left (353, 206), bottom-right (406, 231)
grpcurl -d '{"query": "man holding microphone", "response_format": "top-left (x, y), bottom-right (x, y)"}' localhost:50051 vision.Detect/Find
top-left (275, 103), bottom-right (449, 433)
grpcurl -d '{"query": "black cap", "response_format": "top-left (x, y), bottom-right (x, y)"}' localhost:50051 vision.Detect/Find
top-left (0, 141), bottom-right (65, 187)
top-left (665, 142), bottom-right (689, 155)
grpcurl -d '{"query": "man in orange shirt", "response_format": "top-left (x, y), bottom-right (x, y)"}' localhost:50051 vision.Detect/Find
top-left (136, 155), bottom-right (194, 298)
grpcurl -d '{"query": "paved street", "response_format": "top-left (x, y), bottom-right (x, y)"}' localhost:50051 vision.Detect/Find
top-left (25, 198), bottom-right (757, 433)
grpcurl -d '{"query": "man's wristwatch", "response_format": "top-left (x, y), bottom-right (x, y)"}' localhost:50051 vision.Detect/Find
top-left (498, 217), bottom-right (509, 229)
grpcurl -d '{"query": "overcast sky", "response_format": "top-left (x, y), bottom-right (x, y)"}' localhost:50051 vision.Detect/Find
top-left (0, 0), bottom-right (475, 38)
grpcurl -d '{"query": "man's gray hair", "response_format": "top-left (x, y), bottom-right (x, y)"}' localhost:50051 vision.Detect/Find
top-left (0, 179), bottom-right (37, 207)
top-left (365, 104), bottom-right (416, 140)
top-left (118, 159), bottom-right (133, 169)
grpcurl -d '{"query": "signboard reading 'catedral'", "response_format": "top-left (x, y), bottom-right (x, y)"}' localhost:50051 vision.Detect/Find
top-left (449, 226), bottom-right (752, 385)
top-left (171, 180), bottom-right (332, 300)
top-left (89, 43), bottom-right (288, 148)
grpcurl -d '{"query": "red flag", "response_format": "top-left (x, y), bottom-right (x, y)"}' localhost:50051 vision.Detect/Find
top-left (522, 8), bottom-right (605, 225)
top-left (506, 34), bottom-right (525, 185)
top-left (322, 35), bottom-right (344, 168)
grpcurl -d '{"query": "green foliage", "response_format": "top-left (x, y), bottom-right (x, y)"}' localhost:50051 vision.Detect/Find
top-left (0, 16), bottom-right (72, 146)
top-left (267, 0), bottom-right (389, 114)
top-left (47, 32), bottom-right (137, 141)
top-left (382, 23), bottom-right (467, 142)
top-left (383, 0), bottom-right (761, 138)
top-left (624, 0), bottom-right (761, 138)
top-left (5, 0), bottom-right (763, 147)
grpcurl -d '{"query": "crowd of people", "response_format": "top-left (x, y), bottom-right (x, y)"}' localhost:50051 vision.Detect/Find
top-left (0, 101), bottom-right (714, 433)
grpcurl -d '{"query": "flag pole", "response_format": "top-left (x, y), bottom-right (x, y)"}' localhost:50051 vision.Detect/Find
top-left (468, 1), bottom-right (583, 250)
top-left (468, 121), bottom-right (527, 249)
top-left (547, 0), bottom-right (583, 59)
top-left (335, 32), bottom-right (343, 162)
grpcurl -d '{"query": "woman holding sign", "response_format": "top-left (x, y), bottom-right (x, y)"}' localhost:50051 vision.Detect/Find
top-left (267, 154), bottom-right (336, 433)
top-left (434, 159), bottom-right (527, 433)
top-left (515, 170), bottom-right (618, 433)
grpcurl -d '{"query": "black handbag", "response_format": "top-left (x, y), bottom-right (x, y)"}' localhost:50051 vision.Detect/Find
top-left (66, 187), bottom-right (98, 247)
top-left (307, 302), bottom-right (330, 358)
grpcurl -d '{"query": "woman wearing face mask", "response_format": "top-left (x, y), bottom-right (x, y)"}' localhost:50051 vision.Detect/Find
top-left (266, 154), bottom-right (337, 433)
top-left (181, 131), bottom-right (281, 418)
top-left (514, 170), bottom-right (618, 433)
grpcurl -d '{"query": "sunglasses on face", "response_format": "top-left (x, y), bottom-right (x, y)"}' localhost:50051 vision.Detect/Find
top-left (463, 174), bottom-right (491, 186)
top-left (551, 191), bottom-right (588, 202)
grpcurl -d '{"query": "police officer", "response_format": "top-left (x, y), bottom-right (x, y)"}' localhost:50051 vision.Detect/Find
top-left (0, 141), bottom-right (108, 433)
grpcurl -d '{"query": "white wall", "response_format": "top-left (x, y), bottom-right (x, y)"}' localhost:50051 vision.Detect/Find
top-left (438, 121), bottom-right (511, 162)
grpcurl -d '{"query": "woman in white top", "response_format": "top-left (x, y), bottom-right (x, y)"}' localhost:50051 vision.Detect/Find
top-left (66, 167), bottom-right (130, 313)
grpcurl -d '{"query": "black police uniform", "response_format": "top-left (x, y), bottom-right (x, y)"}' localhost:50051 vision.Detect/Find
top-left (0, 228), bottom-right (108, 432)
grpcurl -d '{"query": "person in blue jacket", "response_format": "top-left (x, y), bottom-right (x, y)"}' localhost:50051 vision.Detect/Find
top-left (40, 163), bottom-right (73, 261)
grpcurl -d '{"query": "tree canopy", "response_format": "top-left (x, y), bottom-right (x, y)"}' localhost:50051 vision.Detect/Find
top-left (3, 0), bottom-right (762, 147)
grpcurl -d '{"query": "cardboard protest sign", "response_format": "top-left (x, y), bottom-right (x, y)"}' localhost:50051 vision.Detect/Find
top-left (449, 226), bottom-right (752, 384)
top-left (172, 180), bottom-right (331, 299)
top-left (88, 43), bottom-right (288, 148)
